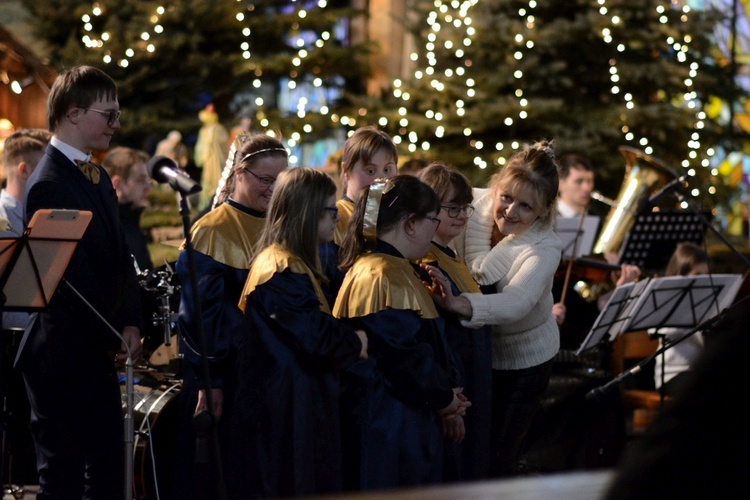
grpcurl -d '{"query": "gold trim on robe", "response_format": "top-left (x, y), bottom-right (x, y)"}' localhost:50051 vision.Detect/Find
top-left (184, 202), bottom-right (265, 269)
top-left (240, 243), bottom-right (330, 314)
top-left (417, 243), bottom-right (482, 294)
top-left (333, 198), bottom-right (355, 245)
top-left (333, 252), bottom-right (438, 319)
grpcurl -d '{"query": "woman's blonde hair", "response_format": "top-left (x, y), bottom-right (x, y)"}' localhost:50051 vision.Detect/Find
top-left (489, 140), bottom-right (559, 225)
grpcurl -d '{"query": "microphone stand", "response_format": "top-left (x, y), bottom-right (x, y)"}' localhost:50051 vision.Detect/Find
top-left (177, 193), bottom-right (228, 500)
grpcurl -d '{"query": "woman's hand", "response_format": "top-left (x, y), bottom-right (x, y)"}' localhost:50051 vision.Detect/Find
top-left (421, 264), bottom-right (474, 319)
top-left (442, 414), bottom-right (466, 444)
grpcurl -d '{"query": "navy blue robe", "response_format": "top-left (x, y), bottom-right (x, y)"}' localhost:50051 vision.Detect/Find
top-left (231, 266), bottom-right (362, 498)
top-left (335, 242), bottom-right (457, 491)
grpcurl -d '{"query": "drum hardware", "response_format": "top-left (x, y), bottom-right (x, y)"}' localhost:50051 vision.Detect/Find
top-left (139, 263), bottom-right (182, 370)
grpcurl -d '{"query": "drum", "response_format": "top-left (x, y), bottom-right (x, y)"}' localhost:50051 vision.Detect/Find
top-left (125, 380), bottom-right (182, 500)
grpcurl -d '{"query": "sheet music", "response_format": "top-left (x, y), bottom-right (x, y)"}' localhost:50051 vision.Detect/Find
top-left (556, 216), bottom-right (600, 259)
top-left (576, 279), bottom-right (650, 355)
top-left (620, 274), bottom-right (743, 332)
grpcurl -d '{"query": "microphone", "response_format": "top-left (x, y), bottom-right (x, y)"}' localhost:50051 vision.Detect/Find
top-left (648, 175), bottom-right (687, 205)
top-left (147, 155), bottom-right (202, 195)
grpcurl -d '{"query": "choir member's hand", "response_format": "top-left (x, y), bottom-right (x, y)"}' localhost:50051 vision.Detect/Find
top-left (355, 329), bottom-right (368, 359)
top-left (116, 326), bottom-right (142, 367)
top-left (552, 302), bottom-right (566, 326)
top-left (442, 414), bottom-right (466, 444)
top-left (195, 388), bottom-right (224, 421)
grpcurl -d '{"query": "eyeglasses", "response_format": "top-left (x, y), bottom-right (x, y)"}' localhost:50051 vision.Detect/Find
top-left (323, 206), bottom-right (339, 218)
top-left (244, 169), bottom-right (277, 186)
top-left (424, 215), bottom-right (441, 231)
top-left (85, 108), bottom-right (121, 127)
top-left (441, 204), bottom-right (475, 218)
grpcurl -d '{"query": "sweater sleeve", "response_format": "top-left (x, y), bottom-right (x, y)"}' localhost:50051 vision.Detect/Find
top-left (461, 244), bottom-right (560, 329)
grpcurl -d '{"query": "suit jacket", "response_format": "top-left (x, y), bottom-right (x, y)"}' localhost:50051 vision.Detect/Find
top-left (16, 144), bottom-right (142, 374)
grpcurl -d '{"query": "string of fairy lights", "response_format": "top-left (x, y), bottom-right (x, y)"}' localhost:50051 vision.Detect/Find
top-left (78, 0), bottom-right (716, 198)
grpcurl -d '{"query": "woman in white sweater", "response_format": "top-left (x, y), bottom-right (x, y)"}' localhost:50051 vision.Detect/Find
top-left (425, 140), bottom-right (562, 477)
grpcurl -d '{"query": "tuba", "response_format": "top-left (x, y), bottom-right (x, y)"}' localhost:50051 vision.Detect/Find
top-left (576, 146), bottom-right (677, 300)
top-left (593, 146), bottom-right (678, 255)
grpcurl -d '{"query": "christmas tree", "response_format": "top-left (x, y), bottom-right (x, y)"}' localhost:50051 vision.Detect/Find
top-left (21, 0), bottom-right (375, 166)
top-left (372, 0), bottom-right (748, 207)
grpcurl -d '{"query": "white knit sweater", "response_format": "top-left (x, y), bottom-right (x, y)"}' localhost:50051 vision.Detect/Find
top-left (457, 188), bottom-right (563, 370)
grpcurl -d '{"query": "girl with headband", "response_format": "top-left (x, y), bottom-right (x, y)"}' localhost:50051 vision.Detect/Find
top-left (174, 134), bottom-right (288, 497)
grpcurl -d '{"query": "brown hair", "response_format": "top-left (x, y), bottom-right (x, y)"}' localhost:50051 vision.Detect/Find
top-left (102, 147), bottom-right (149, 181)
top-left (255, 167), bottom-right (336, 282)
top-left (340, 125), bottom-right (397, 193)
top-left (664, 242), bottom-right (709, 277)
top-left (417, 161), bottom-right (473, 206)
top-left (2, 129), bottom-right (51, 180)
top-left (557, 153), bottom-right (593, 180)
top-left (489, 140), bottom-right (559, 225)
top-left (47, 66), bottom-right (118, 132)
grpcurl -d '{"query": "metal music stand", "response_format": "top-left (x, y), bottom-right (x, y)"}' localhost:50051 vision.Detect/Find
top-left (0, 209), bottom-right (140, 500)
top-left (618, 210), bottom-right (709, 272)
top-left (582, 274), bottom-right (743, 400)
top-left (575, 279), bottom-right (651, 356)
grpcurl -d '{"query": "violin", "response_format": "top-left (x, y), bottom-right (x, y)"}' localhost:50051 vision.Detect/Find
top-left (555, 256), bottom-right (622, 284)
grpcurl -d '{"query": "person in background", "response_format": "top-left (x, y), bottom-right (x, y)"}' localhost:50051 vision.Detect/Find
top-left (17, 65), bottom-right (143, 499)
top-left (101, 146), bottom-right (154, 272)
top-left (155, 129), bottom-right (190, 170)
top-left (231, 167), bottom-right (367, 498)
top-left (319, 126), bottom-right (398, 304)
top-left (416, 161), bottom-right (492, 482)
top-left (399, 155), bottom-right (429, 176)
top-left (652, 242), bottom-right (710, 396)
top-left (174, 134), bottom-right (288, 499)
top-left (334, 175), bottom-right (469, 491)
top-left (426, 140), bottom-right (562, 478)
top-left (556, 153), bottom-right (595, 218)
top-left (1, 129), bottom-right (51, 331)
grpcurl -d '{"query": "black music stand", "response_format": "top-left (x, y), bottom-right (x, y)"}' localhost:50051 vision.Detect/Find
top-left (576, 279), bottom-right (651, 356)
top-left (582, 273), bottom-right (743, 401)
top-left (618, 210), bottom-right (709, 272)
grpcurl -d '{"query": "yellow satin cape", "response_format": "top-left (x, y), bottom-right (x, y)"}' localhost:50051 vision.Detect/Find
top-left (239, 243), bottom-right (330, 314)
top-left (333, 252), bottom-right (438, 319)
top-left (184, 202), bottom-right (265, 269)
top-left (417, 243), bottom-right (482, 294)
top-left (333, 198), bottom-right (355, 245)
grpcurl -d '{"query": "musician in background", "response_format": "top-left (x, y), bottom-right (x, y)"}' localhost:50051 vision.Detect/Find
top-left (1, 128), bottom-right (51, 331)
top-left (556, 154), bottom-right (595, 219)
top-left (101, 146), bottom-right (154, 271)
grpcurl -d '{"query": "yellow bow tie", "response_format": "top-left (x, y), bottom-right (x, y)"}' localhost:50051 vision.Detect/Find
top-left (75, 159), bottom-right (101, 184)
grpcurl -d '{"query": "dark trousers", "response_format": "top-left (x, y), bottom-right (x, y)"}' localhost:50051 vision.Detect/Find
top-left (22, 359), bottom-right (124, 500)
top-left (489, 360), bottom-right (553, 477)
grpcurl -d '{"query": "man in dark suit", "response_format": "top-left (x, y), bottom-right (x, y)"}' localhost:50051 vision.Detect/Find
top-left (17, 65), bottom-right (143, 499)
